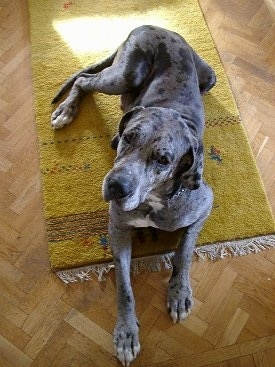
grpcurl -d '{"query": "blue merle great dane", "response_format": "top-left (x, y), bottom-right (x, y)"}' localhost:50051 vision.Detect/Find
top-left (51, 25), bottom-right (216, 366)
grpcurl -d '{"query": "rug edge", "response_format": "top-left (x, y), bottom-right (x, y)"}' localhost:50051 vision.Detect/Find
top-left (55, 234), bottom-right (275, 284)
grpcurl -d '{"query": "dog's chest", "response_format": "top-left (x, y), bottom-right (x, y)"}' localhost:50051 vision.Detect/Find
top-left (127, 194), bottom-right (164, 228)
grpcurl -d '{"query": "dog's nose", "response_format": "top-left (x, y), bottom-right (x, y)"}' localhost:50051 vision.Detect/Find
top-left (107, 177), bottom-right (132, 200)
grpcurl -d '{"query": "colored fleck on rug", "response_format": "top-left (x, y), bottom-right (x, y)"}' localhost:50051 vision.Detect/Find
top-left (28, 0), bottom-right (275, 283)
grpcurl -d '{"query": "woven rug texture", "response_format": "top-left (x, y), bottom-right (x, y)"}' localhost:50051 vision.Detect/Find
top-left (28, 0), bottom-right (275, 281)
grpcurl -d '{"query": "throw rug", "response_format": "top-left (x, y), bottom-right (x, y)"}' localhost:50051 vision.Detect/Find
top-left (28, 0), bottom-right (275, 283)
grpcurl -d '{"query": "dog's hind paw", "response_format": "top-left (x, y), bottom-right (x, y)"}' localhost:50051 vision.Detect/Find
top-left (114, 319), bottom-right (140, 366)
top-left (51, 101), bottom-right (78, 129)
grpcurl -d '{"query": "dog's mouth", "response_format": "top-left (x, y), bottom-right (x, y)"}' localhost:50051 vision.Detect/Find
top-left (113, 195), bottom-right (140, 212)
top-left (103, 185), bottom-right (139, 212)
top-left (103, 184), bottom-right (145, 212)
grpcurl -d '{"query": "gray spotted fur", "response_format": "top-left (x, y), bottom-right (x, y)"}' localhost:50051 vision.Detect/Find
top-left (51, 25), bottom-right (216, 366)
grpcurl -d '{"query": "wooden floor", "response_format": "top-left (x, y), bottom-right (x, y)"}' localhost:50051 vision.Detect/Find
top-left (1, 0), bottom-right (275, 366)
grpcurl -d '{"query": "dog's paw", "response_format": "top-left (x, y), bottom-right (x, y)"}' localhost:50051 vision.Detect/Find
top-left (113, 318), bottom-right (140, 366)
top-left (51, 102), bottom-right (77, 129)
top-left (167, 277), bottom-right (193, 323)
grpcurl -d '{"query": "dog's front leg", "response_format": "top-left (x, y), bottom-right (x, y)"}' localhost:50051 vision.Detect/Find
top-left (167, 216), bottom-right (207, 323)
top-left (109, 222), bottom-right (140, 366)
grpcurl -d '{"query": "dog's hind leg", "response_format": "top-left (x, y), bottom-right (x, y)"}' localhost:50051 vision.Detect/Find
top-left (51, 52), bottom-right (119, 129)
top-left (52, 51), bottom-right (117, 104)
top-left (191, 51), bottom-right (216, 94)
top-left (51, 36), bottom-right (151, 129)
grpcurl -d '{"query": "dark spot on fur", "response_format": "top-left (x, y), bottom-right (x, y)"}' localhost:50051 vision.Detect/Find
top-left (124, 47), bottom-right (152, 89)
top-left (156, 42), bottom-right (172, 73)
top-left (192, 173), bottom-right (201, 183)
top-left (170, 267), bottom-right (179, 279)
top-left (153, 136), bottom-right (162, 143)
top-left (158, 88), bottom-right (165, 95)
top-left (152, 124), bottom-right (159, 132)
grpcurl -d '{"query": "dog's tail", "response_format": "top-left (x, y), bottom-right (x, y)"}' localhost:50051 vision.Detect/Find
top-left (51, 51), bottom-right (117, 104)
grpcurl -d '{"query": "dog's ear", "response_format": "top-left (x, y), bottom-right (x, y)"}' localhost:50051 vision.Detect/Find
top-left (118, 106), bottom-right (145, 135)
top-left (173, 140), bottom-right (204, 191)
top-left (111, 106), bottom-right (145, 150)
top-left (110, 133), bottom-right (120, 150)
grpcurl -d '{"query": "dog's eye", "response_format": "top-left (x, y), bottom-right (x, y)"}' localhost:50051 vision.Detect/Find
top-left (157, 155), bottom-right (169, 165)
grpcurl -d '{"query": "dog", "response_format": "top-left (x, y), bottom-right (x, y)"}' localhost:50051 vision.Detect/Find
top-left (51, 25), bottom-right (216, 366)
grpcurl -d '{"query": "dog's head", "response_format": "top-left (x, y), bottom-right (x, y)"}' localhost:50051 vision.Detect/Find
top-left (102, 107), bottom-right (204, 211)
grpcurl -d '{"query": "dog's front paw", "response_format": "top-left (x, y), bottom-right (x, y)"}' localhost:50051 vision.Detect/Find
top-left (113, 318), bottom-right (140, 366)
top-left (167, 277), bottom-right (193, 323)
top-left (51, 101), bottom-right (78, 129)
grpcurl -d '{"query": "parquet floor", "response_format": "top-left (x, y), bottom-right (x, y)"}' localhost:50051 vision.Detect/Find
top-left (1, 0), bottom-right (275, 366)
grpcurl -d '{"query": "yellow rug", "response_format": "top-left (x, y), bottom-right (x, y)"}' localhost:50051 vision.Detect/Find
top-left (28, 0), bottom-right (275, 283)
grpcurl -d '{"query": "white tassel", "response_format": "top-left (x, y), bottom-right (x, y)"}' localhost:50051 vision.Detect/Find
top-left (56, 264), bottom-right (114, 284)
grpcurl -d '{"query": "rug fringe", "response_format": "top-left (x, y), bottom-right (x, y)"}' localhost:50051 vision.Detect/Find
top-left (56, 235), bottom-right (275, 284)
top-left (56, 264), bottom-right (114, 284)
top-left (131, 253), bottom-right (174, 275)
top-left (194, 234), bottom-right (275, 260)
top-left (56, 254), bottom-right (174, 284)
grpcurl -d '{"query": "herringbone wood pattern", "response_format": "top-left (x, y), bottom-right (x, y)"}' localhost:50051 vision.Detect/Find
top-left (1, 0), bottom-right (275, 366)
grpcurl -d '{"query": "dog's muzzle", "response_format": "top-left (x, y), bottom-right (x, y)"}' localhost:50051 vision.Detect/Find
top-left (103, 172), bottom-right (134, 202)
